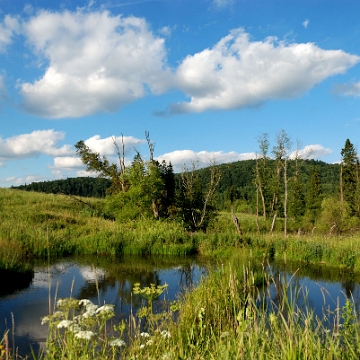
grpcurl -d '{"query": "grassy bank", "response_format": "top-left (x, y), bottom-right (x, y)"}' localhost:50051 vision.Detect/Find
top-left (2, 188), bottom-right (360, 272)
top-left (0, 188), bottom-right (197, 264)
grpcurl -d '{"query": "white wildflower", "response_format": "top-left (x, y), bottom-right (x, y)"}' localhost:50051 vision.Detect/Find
top-left (96, 304), bottom-right (114, 315)
top-left (79, 299), bottom-right (93, 307)
top-left (52, 311), bottom-right (65, 318)
top-left (140, 344), bottom-right (145, 349)
top-left (161, 330), bottom-right (171, 338)
top-left (109, 338), bottom-right (126, 347)
top-left (41, 316), bottom-right (50, 325)
top-left (69, 323), bottom-right (81, 333)
top-left (146, 340), bottom-right (153, 346)
top-left (83, 304), bottom-right (98, 318)
top-left (140, 332), bottom-right (150, 338)
top-left (57, 320), bottom-right (73, 329)
top-left (57, 299), bottom-right (65, 307)
top-left (75, 330), bottom-right (95, 340)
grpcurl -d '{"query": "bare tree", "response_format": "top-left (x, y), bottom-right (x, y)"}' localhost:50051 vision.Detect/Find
top-left (180, 160), bottom-right (221, 231)
top-left (271, 130), bottom-right (291, 236)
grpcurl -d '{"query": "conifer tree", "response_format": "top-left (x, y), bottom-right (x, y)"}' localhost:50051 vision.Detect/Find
top-left (340, 139), bottom-right (358, 216)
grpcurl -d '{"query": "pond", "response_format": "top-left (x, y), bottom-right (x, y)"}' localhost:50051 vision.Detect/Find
top-left (0, 255), bottom-right (210, 357)
top-left (1, 255), bottom-right (360, 358)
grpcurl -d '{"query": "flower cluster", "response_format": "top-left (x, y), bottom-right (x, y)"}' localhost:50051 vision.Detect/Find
top-left (41, 298), bottom-right (126, 357)
top-left (137, 330), bottom-right (172, 350)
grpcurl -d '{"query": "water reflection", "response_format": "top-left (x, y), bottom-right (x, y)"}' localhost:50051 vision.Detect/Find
top-left (0, 255), bottom-right (209, 357)
top-left (265, 261), bottom-right (360, 323)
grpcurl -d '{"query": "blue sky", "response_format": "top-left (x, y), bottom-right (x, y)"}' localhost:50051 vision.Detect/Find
top-left (1, 0), bottom-right (360, 187)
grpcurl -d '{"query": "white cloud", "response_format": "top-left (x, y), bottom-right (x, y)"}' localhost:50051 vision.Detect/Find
top-left (52, 157), bottom-right (84, 169)
top-left (161, 29), bottom-right (359, 115)
top-left (0, 130), bottom-right (73, 161)
top-left (0, 75), bottom-right (7, 98)
top-left (333, 81), bottom-right (360, 97)
top-left (302, 19), bottom-right (309, 29)
top-left (157, 149), bottom-right (256, 172)
top-left (212, 0), bottom-right (234, 8)
top-left (20, 10), bottom-right (172, 118)
top-left (84, 134), bottom-right (145, 156)
top-left (159, 26), bottom-right (172, 37)
top-left (4, 175), bottom-right (43, 185)
top-left (290, 144), bottom-right (332, 160)
top-left (0, 15), bottom-right (20, 52)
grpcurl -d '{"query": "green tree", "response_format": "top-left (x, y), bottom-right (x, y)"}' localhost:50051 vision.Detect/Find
top-left (305, 167), bottom-right (322, 225)
top-left (75, 133), bottom-right (175, 221)
top-left (340, 139), bottom-right (358, 216)
top-left (75, 136), bottom-right (128, 194)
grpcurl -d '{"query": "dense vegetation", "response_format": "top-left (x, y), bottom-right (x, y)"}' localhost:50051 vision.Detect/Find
top-left (13, 177), bottom-right (111, 198)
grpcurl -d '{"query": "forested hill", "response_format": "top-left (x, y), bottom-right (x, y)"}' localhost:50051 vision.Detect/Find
top-left (197, 159), bottom-right (340, 210)
top-left (12, 159), bottom-right (340, 206)
top-left (12, 177), bottom-right (111, 198)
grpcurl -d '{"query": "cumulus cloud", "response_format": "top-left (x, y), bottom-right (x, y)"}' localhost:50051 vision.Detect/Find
top-left (290, 144), bottom-right (332, 160)
top-left (159, 29), bottom-right (359, 115)
top-left (332, 81), bottom-right (360, 97)
top-left (157, 149), bottom-right (257, 172)
top-left (52, 156), bottom-right (84, 169)
top-left (20, 10), bottom-right (172, 118)
top-left (0, 130), bottom-right (73, 161)
top-left (84, 134), bottom-right (145, 156)
top-left (0, 15), bottom-right (20, 52)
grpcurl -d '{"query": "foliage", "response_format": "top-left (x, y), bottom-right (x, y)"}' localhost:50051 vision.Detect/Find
top-left (341, 139), bottom-right (359, 216)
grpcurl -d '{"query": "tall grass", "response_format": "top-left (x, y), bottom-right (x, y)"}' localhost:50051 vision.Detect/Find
top-left (0, 189), bottom-right (196, 264)
top-left (2, 188), bottom-right (360, 272)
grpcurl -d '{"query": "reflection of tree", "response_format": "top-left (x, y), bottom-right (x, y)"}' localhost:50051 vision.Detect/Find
top-left (0, 269), bottom-right (34, 297)
top-left (77, 276), bottom-right (117, 301)
top-left (177, 262), bottom-right (201, 290)
top-left (75, 269), bottom-right (161, 311)
top-left (342, 278), bottom-right (355, 299)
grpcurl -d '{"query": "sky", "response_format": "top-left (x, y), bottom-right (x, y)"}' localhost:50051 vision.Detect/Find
top-left (1, 0), bottom-right (360, 187)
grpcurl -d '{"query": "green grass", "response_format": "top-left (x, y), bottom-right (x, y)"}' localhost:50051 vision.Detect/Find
top-left (0, 188), bottom-right (197, 265)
